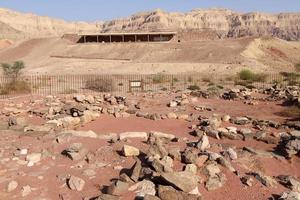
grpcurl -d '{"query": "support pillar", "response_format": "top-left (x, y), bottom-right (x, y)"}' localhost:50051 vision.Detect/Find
top-left (147, 34), bottom-right (150, 42)
top-left (135, 35), bottom-right (137, 42)
top-left (109, 35), bottom-right (112, 43)
top-left (122, 35), bottom-right (125, 42)
top-left (97, 36), bottom-right (99, 43)
top-left (84, 36), bottom-right (86, 43)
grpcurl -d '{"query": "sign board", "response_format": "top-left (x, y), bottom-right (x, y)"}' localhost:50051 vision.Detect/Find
top-left (129, 80), bottom-right (144, 92)
top-left (130, 81), bottom-right (142, 88)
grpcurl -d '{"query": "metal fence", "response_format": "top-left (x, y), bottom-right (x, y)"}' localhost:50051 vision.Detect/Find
top-left (0, 73), bottom-right (299, 99)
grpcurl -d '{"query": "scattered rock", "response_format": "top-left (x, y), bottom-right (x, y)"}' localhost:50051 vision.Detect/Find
top-left (122, 145), bottom-right (140, 157)
top-left (68, 176), bottom-right (85, 191)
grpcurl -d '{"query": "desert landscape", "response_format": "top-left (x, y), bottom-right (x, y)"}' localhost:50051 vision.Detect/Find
top-left (0, 4), bottom-right (299, 200)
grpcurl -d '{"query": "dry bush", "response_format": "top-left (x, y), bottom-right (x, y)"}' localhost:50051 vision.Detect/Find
top-left (85, 78), bottom-right (114, 92)
top-left (0, 80), bottom-right (31, 95)
top-left (295, 63), bottom-right (300, 72)
top-left (238, 69), bottom-right (267, 82)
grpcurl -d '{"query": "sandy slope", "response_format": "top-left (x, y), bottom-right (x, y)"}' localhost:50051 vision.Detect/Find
top-left (0, 37), bottom-right (299, 75)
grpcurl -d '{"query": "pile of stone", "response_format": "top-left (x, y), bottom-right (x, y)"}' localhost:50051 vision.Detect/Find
top-left (222, 88), bottom-right (253, 100)
top-left (276, 130), bottom-right (300, 158)
top-left (264, 85), bottom-right (300, 103)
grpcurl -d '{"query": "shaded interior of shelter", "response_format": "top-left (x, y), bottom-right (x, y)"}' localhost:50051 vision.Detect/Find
top-left (77, 33), bottom-right (176, 43)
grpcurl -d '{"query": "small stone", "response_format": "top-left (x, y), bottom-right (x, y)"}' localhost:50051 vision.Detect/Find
top-left (68, 176), bottom-right (85, 191)
top-left (122, 145), bottom-right (140, 157)
top-left (21, 185), bottom-right (32, 197)
top-left (107, 180), bottom-right (129, 196)
top-left (7, 180), bottom-right (18, 192)
top-left (241, 176), bottom-right (253, 186)
top-left (26, 153), bottom-right (42, 165)
top-left (185, 164), bottom-right (198, 174)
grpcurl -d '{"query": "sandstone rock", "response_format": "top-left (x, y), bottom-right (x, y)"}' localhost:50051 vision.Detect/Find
top-left (68, 176), bottom-right (85, 191)
top-left (150, 131), bottom-right (176, 141)
top-left (144, 195), bottom-right (161, 200)
top-left (152, 158), bottom-right (173, 173)
top-left (7, 180), bottom-right (18, 192)
top-left (205, 173), bottom-right (227, 191)
top-left (59, 130), bottom-right (98, 138)
top-left (62, 143), bottom-right (88, 160)
top-left (277, 175), bottom-right (300, 192)
top-left (24, 125), bottom-right (52, 133)
top-left (241, 176), bottom-right (254, 186)
top-left (197, 135), bottom-right (210, 151)
top-left (130, 159), bottom-right (142, 182)
top-left (80, 110), bottom-right (100, 123)
top-left (185, 164), bottom-right (198, 174)
top-left (167, 112), bottom-right (177, 119)
top-left (123, 145), bottom-right (140, 157)
top-left (129, 180), bottom-right (156, 198)
top-left (26, 153), bottom-right (42, 166)
top-left (107, 180), bottom-right (129, 196)
top-left (168, 147), bottom-right (181, 161)
top-left (160, 171), bottom-right (199, 193)
top-left (252, 172), bottom-right (277, 187)
top-left (119, 132), bottom-right (148, 140)
top-left (182, 148), bottom-right (198, 164)
top-left (21, 185), bottom-right (32, 197)
top-left (205, 163), bottom-right (221, 177)
top-left (96, 194), bottom-right (120, 200)
top-left (280, 192), bottom-right (300, 200)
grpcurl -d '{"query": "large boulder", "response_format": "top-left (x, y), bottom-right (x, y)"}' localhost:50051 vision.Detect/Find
top-left (160, 171), bottom-right (199, 193)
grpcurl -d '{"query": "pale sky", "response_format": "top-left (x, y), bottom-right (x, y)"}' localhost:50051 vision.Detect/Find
top-left (0, 0), bottom-right (299, 22)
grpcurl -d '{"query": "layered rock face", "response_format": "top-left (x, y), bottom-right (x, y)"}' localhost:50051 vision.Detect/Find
top-left (0, 7), bottom-right (299, 41)
top-left (0, 8), bottom-right (100, 39)
top-left (101, 8), bottom-right (300, 41)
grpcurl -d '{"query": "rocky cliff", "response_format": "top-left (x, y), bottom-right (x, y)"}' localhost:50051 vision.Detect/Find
top-left (0, 8), bottom-right (100, 39)
top-left (101, 8), bottom-right (300, 41)
top-left (0, 7), bottom-right (299, 41)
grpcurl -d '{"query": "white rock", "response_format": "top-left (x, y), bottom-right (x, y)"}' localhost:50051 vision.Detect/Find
top-left (119, 132), bottom-right (148, 140)
top-left (26, 153), bottom-right (42, 165)
top-left (68, 176), bottom-right (85, 191)
top-left (21, 185), bottom-right (32, 197)
top-left (122, 145), bottom-right (140, 157)
top-left (59, 130), bottom-right (98, 138)
top-left (7, 180), bottom-right (18, 192)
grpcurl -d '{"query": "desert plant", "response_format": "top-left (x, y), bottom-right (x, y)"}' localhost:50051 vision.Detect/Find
top-left (152, 73), bottom-right (165, 84)
top-left (1, 61), bottom-right (25, 81)
top-left (0, 80), bottom-right (31, 95)
top-left (85, 78), bottom-right (114, 92)
top-left (238, 69), bottom-right (267, 82)
top-left (0, 61), bottom-right (31, 95)
top-left (187, 84), bottom-right (200, 91)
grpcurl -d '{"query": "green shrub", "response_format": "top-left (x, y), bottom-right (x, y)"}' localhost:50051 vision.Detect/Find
top-left (173, 77), bottom-right (179, 82)
top-left (85, 78), bottom-right (114, 92)
top-left (188, 76), bottom-right (193, 83)
top-left (238, 69), bottom-right (267, 82)
top-left (187, 84), bottom-right (200, 91)
top-left (152, 73), bottom-right (165, 84)
top-left (0, 80), bottom-right (31, 95)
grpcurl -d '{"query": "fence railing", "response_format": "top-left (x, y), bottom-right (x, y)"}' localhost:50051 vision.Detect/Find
top-left (0, 73), bottom-right (299, 99)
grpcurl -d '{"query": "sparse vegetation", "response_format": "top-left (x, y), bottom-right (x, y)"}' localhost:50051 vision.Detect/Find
top-left (238, 69), bottom-right (267, 82)
top-left (187, 84), bottom-right (200, 90)
top-left (85, 78), bottom-right (114, 92)
top-left (152, 73), bottom-right (165, 84)
top-left (0, 61), bottom-right (31, 95)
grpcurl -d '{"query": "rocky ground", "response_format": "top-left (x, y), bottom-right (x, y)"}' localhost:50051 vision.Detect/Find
top-left (0, 84), bottom-right (299, 200)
